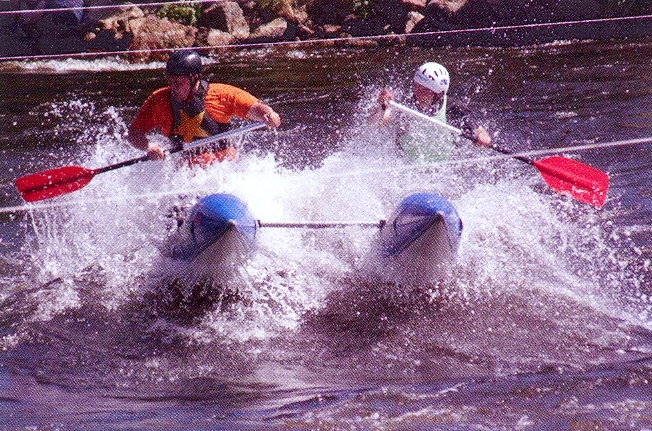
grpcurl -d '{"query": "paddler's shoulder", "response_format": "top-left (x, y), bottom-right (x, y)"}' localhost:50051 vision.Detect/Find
top-left (446, 99), bottom-right (471, 118)
top-left (447, 99), bottom-right (479, 126)
top-left (152, 86), bottom-right (172, 97)
top-left (142, 87), bottom-right (172, 104)
top-left (206, 83), bottom-right (256, 98)
top-left (205, 83), bottom-right (259, 106)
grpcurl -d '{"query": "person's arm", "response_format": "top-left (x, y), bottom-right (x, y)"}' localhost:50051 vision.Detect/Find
top-left (127, 125), bottom-right (166, 160)
top-left (127, 90), bottom-right (170, 160)
top-left (370, 88), bottom-right (395, 125)
top-left (207, 84), bottom-right (280, 128)
top-left (246, 102), bottom-right (281, 128)
top-left (447, 102), bottom-right (492, 147)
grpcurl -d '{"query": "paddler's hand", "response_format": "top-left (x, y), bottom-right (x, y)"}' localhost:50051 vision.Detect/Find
top-left (147, 143), bottom-right (166, 160)
top-left (377, 89), bottom-right (394, 124)
top-left (248, 102), bottom-right (281, 129)
top-left (263, 110), bottom-right (281, 128)
top-left (127, 127), bottom-right (167, 159)
top-left (379, 88), bottom-right (394, 110)
top-left (473, 126), bottom-right (492, 148)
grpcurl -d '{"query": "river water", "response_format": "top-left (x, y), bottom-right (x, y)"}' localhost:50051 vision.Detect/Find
top-left (1, 38), bottom-right (652, 430)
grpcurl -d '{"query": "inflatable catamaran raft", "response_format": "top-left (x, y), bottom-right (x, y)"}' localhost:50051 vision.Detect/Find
top-left (166, 192), bottom-right (463, 281)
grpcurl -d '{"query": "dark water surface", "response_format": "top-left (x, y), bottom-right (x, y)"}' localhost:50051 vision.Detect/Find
top-left (1, 38), bottom-right (652, 430)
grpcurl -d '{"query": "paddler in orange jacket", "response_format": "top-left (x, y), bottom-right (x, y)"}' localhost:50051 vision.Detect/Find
top-left (127, 49), bottom-right (281, 167)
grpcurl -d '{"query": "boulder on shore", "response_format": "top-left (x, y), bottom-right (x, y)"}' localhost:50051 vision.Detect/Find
top-left (128, 15), bottom-right (197, 62)
top-left (198, 1), bottom-right (250, 39)
top-left (2, 0), bottom-right (652, 58)
top-left (248, 17), bottom-right (288, 43)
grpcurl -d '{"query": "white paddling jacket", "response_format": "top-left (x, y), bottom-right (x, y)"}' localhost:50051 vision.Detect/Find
top-left (397, 95), bottom-right (455, 163)
top-left (382, 95), bottom-right (480, 163)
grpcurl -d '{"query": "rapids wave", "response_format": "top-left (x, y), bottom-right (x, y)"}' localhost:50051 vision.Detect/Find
top-left (2, 96), bottom-right (650, 390)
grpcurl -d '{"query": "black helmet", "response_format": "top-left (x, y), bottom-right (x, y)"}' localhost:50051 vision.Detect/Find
top-left (166, 49), bottom-right (202, 76)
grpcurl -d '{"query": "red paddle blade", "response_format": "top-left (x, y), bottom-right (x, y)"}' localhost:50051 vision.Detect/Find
top-left (15, 166), bottom-right (96, 202)
top-left (533, 156), bottom-right (610, 207)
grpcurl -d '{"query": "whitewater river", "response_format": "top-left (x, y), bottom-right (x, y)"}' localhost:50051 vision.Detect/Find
top-left (1, 37), bottom-right (652, 429)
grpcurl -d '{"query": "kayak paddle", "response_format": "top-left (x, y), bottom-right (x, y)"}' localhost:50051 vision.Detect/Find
top-left (389, 101), bottom-right (609, 207)
top-left (15, 122), bottom-right (266, 203)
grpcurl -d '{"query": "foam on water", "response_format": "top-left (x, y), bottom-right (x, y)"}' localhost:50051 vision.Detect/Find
top-left (0, 56), bottom-right (165, 73)
top-left (0, 46), bottom-right (336, 75)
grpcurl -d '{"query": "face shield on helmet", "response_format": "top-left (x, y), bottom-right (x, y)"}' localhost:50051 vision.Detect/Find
top-left (414, 62), bottom-right (449, 94)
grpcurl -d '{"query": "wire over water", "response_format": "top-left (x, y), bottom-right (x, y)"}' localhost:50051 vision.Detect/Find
top-left (1, 12), bottom-right (651, 62)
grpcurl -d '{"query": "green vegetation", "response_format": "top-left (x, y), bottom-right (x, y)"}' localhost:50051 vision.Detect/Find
top-left (255, 0), bottom-right (292, 10)
top-left (156, 2), bottom-right (203, 26)
top-left (354, 0), bottom-right (373, 20)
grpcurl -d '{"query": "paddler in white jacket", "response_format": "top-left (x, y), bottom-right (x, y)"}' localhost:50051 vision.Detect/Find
top-left (374, 62), bottom-right (492, 162)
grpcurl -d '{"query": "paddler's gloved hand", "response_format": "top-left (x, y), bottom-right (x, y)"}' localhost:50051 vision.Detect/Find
top-left (460, 121), bottom-right (492, 148)
top-left (248, 102), bottom-right (281, 128)
top-left (147, 143), bottom-right (166, 160)
top-left (378, 88), bottom-right (394, 111)
top-left (263, 111), bottom-right (281, 128)
top-left (472, 126), bottom-right (492, 148)
top-left (378, 89), bottom-right (394, 123)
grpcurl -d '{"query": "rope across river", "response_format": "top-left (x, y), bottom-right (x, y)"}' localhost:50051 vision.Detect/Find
top-left (1, 11), bottom-right (651, 62)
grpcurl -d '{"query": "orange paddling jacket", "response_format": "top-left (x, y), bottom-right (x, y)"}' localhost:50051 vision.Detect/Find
top-left (130, 81), bottom-right (259, 167)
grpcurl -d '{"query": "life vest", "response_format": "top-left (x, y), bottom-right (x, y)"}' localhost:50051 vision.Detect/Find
top-left (170, 80), bottom-right (233, 158)
top-left (398, 95), bottom-right (455, 163)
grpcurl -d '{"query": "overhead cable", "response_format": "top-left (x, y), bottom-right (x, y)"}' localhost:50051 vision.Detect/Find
top-left (1, 13), bottom-right (652, 63)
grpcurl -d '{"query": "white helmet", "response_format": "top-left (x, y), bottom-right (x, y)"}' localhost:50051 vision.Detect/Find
top-left (414, 62), bottom-right (449, 93)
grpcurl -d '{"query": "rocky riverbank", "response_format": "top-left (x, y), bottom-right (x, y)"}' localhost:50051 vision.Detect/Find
top-left (1, 0), bottom-right (652, 59)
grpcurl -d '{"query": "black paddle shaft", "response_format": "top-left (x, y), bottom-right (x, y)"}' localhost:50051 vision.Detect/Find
top-left (93, 122), bottom-right (268, 175)
top-left (488, 144), bottom-right (534, 166)
top-left (458, 128), bottom-right (534, 166)
top-left (93, 137), bottom-right (194, 174)
top-left (94, 155), bottom-right (151, 175)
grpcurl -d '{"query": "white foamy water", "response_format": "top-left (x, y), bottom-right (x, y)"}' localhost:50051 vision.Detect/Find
top-left (10, 98), bottom-right (648, 356)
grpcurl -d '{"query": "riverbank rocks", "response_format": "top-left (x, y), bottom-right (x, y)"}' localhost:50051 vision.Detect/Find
top-left (128, 15), bottom-right (197, 62)
top-left (202, 28), bottom-right (236, 48)
top-left (405, 11), bottom-right (425, 33)
top-left (96, 5), bottom-right (143, 39)
top-left (2, 0), bottom-right (652, 58)
top-left (249, 17), bottom-right (288, 42)
top-left (198, 1), bottom-right (250, 39)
